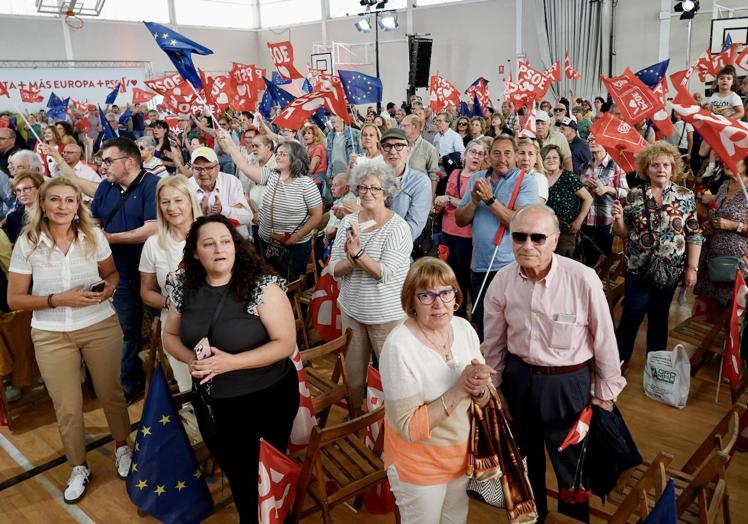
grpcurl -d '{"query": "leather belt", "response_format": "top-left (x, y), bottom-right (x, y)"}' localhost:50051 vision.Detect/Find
top-left (528, 360), bottom-right (591, 375)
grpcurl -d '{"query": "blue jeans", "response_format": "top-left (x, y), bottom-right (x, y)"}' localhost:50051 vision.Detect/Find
top-left (112, 273), bottom-right (145, 393)
top-left (615, 271), bottom-right (677, 363)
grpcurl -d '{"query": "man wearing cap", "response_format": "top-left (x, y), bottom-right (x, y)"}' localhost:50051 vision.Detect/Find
top-left (556, 117), bottom-right (591, 175)
top-left (381, 128), bottom-right (431, 241)
top-left (187, 147), bottom-right (252, 238)
top-left (91, 137), bottom-right (159, 401)
top-left (535, 110), bottom-right (573, 171)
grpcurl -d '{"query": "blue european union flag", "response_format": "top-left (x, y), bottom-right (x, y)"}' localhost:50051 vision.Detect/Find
top-left (143, 21), bottom-right (213, 90)
top-left (126, 364), bottom-right (213, 524)
top-left (459, 101), bottom-right (471, 117)
top-left (98, 105), bottom-right (117, 141)
top-left (338, 70), bottom-right (382, 105)
top-left (643, 478), bottom-right (676, 523)
top-left (301, 78), bottom-right (313, 94)
top-left (259, 89), bottom-right (274, 119)
top-left (635, 59), bottom-right (669, 89)
top-left (47, 96), bottom-right (69, 121)
top-left (473, 92), bottom-right (483, 117)
top-left (263, 78), bottom-right (295, 109)
top-left (47, 92), bottom-right (63, 109)
top-left (272, 71), bottom-right (292, 86)
top-left (105, 83), bottom-right (120, 105)
top-left (118, 107), bottom-right (132, 126)
top-left (723, 34), bottom-right (733, 53)
top-left (466, 76), bottom-right (489, 92)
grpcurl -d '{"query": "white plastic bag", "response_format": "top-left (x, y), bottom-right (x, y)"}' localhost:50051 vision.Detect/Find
top-left (642, 344), bottom-right (690, 409)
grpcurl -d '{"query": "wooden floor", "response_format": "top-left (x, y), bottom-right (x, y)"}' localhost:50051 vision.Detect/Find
top-left (1, 292), bottom-right (747, 523)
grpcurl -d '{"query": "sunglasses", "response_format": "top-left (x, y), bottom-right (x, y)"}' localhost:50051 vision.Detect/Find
top-left (511, 232), bottom-right (555, 245)
top-left (553, 108), bottom-right (566, 113)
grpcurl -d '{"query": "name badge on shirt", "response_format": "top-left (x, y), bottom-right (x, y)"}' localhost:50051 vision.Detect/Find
top-left (554, 313), bottom-right (576, 324)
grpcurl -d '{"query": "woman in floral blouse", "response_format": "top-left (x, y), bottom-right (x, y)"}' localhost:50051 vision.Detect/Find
top-left (612, 142), bottom-right (702, 365)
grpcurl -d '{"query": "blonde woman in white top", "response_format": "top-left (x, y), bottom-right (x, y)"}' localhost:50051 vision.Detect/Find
top-left (349, 123), bottom-right (386, 169)
top-left (8, 177), bottom-right (131, 505)
top-left (139, 176), bottom-right (202, 392)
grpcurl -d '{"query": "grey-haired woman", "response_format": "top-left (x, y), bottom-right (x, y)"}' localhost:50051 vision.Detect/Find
top-left (329, 163), bottom-right (412, 411)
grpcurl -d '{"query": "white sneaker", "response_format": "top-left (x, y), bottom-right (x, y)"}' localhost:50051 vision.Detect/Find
top-left (63, 465), bottom-right (91, 504)
top-left (115, 445), bottom-right (132, 480)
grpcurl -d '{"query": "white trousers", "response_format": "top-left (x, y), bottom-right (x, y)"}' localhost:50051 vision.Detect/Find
top-left (387, 465), bottom-right (470, 524)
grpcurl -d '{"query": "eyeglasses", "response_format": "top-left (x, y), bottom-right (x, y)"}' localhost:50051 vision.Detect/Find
top-left (357, 185), bottom-right (384, 195)
top-left (193, 164), bottom-right (218, 174)
top-left (13, 186), bottom-right (34, 195)
top-left (381, 143), bottom-right (408, 152)
top-left (467, 149), bottom-right (486, 157)
top-left (275, 151), bottom-right (289, 158)
top-left (587, 137), bottom-right (596, 143)
top-left (101, 156), bottom-right (127, 166)
top-left (553, 108), bottom-right (566, 113)
top-left (511, 232), bottom-right (556, 245)
top-left (415, 288), bottom-right (457, 305)
top-left (248, 143), bottom-right (259, 149)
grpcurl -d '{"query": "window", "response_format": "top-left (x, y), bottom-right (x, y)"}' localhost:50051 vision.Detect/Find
top-left (259, 0), bottom-right (321, 28)
top-left (328, 0), bottom-right (406, 19)
top-left (176, 0), bottom-right (257, 29)
top-left (99, 0), bottom-right (169, 22)
top-left (0, 0), bottom-right (54, 16)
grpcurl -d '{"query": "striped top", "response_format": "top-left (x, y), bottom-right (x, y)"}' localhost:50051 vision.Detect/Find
top-left (328, 212), bottom-right (411, 324)
top-left (258, 167), bottom-right (322, 243)
top-left (380, 317), bottom-right (484, 485)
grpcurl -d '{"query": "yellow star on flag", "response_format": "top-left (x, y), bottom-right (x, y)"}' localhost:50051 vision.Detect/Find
top-left (175, 480), bottom-right (187, 491)
top-left (131, 463), bottom-right (138, 472)
top-left (194, 468), bottom-right (203, 479)
top-left (135, 442), bottom-right (140, 451)
top-left (154, 485), bottom-right (166, 496)
top-left (136, 479), bottom-right (148, 490)
top-left (161, 33), bottom-right (169, 39)
top-left (141, 426), bottom-right (151, 436)
top-left (159, 415), bottom-right (171, 426)
top-left (170, 39), bottom-right (177, 46)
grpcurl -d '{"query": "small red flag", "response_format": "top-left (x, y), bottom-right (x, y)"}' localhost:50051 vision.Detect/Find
top-left (131, 87), bottom-right (156, 105)
top-left (601, 68), bottom-right (660, 125)
top-left (258, 439), bottom-right (302, 524)
top-left (543, 61), bottom-right (561, 83)
top-left (518, 105), bottom-right (537, 139)
top-left (287, 347), bottom-right (317, 453)
top-left (565, 50), bottom-right (582, 80)
top-left (362, 366), bottom-right (396, 514)
top-left (267, 41), bottom-right (303, 80)
top-left (144, 72), bottom-right (184, 95)
top-left (650, 78), bottom-right (676, 138)
top-left (558, 406), bottom-right (593, 451)
top-left (589, 113), bottom-right (649, 173)
top-left (724, 272), bottom-right (746, 391)
top-left (20, 86), bottom-right (43, 103)
top-left (272, 90), bottom-right (349, 130)
top-left (429, 75), bottom-right (461, 113)
top-left (310, 266), bottom-right (342, 342)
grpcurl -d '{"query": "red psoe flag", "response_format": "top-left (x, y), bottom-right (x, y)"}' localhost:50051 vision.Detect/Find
top-left (204, 74), bottom-right (237, 112)
top-left (144, 72), bottom-right (185, 95)
top-left (589, 112), bottom-right (649, 173)
top-left (565, 50), bottom-right (582, 80)
top-left (517, 59), bottom-right (553, 101)
top-left (724, 272), bottom-right (746, 391)
top-left (429, 75), bottom-right (461, 113)
top-left (558, 406), bottom-right (593, 451)
top-left (287, 347), bottom-right (316, 454)
top-left (543, 61), bottom-right (561, 83)
top-left (230, 62), bottom-right (258, 109)
top-left (310, 266), bottom-right (342, 342)
top-left (258, 439), bottom-right (302, 524)
top-left (273, 90), bottom-right (349, 130)
top-left (267, 41), bottom-right (303, 80)
top-left (20, 86), bottom-right (43, 103)
top-left (736, 46), bottom-right (748, 72)
top-left (131, 87), bottom-right (156, 105)
top-left (650, 78), bottom-right (676, 138)
top-left (601, 68), bottom-right (660, 125)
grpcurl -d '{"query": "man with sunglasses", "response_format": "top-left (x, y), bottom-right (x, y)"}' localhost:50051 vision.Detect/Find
top-left (483, 204), bottom-right (625, 523)
top-left (380, 128), bottom-right (431, 241)
top-left (454, 135), bottom-right (540, 340)
top-left (91, 137), bottom-right (159, 402)
top-left (535, 110), bottom-right (573, 171)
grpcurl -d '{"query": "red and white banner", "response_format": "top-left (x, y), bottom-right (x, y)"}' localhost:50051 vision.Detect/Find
top-left (267, 41), bottom-right (303, 80)
top-left (288, 347), bottom-right (316, 454)
top-left (0, 67), bottom-right (146, 111)
top-left (204, 74), bottom-right (237, 112)
top-left (310, 266), bottom-right (342, 342)
top-left (258, 439), bottom-right (302, 524)
top-left (558, 406), bottom-right (593, 451)
top-left (131, 87), bottom-right (156, 105)
top-left (362, 366), bottom-right (396, 515)
top-left (230, 62), bottom-right (258, 110)
top-left (565, 50), bottom-right (581, 80)
top-left (429, 75), bottom-right (461, 113)
top-left (650, 79), bottom-right (676, 138)
top-left (724, 272), bottom-right (746, 391)
top-left (518, 105), bottom-right (537, 139)
top-left (543, 61), bottom-right (561, 84)
top-left (517, 59), bottom-right (553, 102)
top-left (272, 90), bottom-right (349, 130)
top-left (465, 79), bottom-right (491, 111)
top-left (145, 72), bottom-right (187, 96)
top-left (601, 68), bottom-right (660, 125)
top-left (589, 112), bottom-right (649, 173)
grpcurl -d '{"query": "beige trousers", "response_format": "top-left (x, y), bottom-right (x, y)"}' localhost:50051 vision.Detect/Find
top-left (32, 315), bottom-right (131, 466)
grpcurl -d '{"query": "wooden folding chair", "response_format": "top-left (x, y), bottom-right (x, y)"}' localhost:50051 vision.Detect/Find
top-left (290, 406), bottom-right (387, 523)
top-left (300, 329), bottom-right (355, 427)
top-left (668, 307), bottom-right (730, 377)
top-left (287, 278), bottom-right (311, 350)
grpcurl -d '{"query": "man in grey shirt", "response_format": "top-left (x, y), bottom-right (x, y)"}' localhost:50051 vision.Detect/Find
top-left (402, 113), bottom-right (439, 193)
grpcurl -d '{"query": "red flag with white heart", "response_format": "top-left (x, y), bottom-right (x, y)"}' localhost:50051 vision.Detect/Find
top-left (589, 112), bottom-right (649, 173)
top-left (517, 59), bottom-right (553, 101)
top-left (131, 87), bottom-right (156, 105)
top-left (565, 50), bottom-right (581, 80)
top-left (558, 406), bottom-right (593, 451)
top-left (287, 346), bottom-right (317, 454)
top-left (204, 74), bottom-right (237, 112)
top-left (20, 86), bottom-right (44, 103)
top-left (724, 271), bottom-right (746, 391)
top-left (429, 75), bottom-right (460, 113)
top-left (267, 41), bottom-right (303, 80)
top-left (258, 439), bottom-right (302, 524)
top-left (650, 78), bottom-right (675, 138)
top-left (601, 68), bottom-right (660, 125)
top-left (272, 90), bottom-right (349, 130)
top-left (310, 266), bottom-right (342, 342)
top-left (519, 105), bottom-right (537, 139)
top-left (144, 72), bottom-right (185, 95)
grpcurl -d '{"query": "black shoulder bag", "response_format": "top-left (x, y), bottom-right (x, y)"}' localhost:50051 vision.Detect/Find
top-left (190, 287), bottom-right (230, 441)
top-left (100, 170), bottom-right (146, 229)
top-left (640, 187), bottom-right (683, 290)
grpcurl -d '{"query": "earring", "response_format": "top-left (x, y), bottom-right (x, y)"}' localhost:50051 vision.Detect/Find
top-left (74, 213), bottom-right (79, 222)
top-left (453, 302), bottom-right (460, 311)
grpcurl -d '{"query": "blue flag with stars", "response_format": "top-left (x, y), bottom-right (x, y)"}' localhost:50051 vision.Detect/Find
top-left (338, 70), bottom-right (383, 105)
top-left (473, 92), bottom-right (483, 117)
top-left (105, 83), bottom-right (120, 105)
top-left (98, 105), bottom-right (117, 141)
top-left (47, 92), bottom-right (63, 109)
top-left (125, 364), bottom-right (213, 523)
top-left (634, 59), bottom-right (669, 89)
top-left (47, 96), bottom-right (69, 121)
top-left (301, 77), bottom-right (313, 94)
top-left (118, 107), bottom-right (132, 126)
top-left (263, 78), bottom-right (296, 109)
top-left (723, 34), bottom-right (733, 53)
top-left (272, 71), bottom-right (292, 86)
top-left (459, 101), bottom-right (471, 117)
top-left (259, 89), bottom-right (275, 119)
top-left (143, 21), bottom-right (213, 91)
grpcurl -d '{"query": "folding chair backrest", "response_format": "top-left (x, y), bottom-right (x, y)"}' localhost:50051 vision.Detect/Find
top-left (286, 277), bottom-right (310, 350)
top-left (608, 452), bottom-right (672, 524)
top-left (682, 404), bottom-right (744, 474)
top-left (300, 329), bottom-right (354, 424)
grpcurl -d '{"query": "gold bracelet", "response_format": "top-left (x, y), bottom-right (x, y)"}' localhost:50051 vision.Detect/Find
top-left (440, 395), bottom-right (450, 416)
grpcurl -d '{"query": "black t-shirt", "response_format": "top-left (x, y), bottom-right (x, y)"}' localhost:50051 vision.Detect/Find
top-left (177, 279), bottom-right (292, 399)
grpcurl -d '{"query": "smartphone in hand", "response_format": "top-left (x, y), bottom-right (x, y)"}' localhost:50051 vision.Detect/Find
top-left (88, 280), bottom-right (106, 293)
top-left (194, 337), bottom-right (211, 360)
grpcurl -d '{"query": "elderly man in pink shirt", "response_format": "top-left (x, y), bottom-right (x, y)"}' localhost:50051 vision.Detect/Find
top-left (483, 203), bottom-right (626, 523)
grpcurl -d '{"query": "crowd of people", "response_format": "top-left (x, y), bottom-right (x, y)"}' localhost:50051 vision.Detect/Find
top-left (0, 66), bottom-right (745, 522)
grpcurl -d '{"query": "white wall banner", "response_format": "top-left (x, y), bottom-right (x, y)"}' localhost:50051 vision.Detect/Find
top-left (0, 67), bottom-right (148, 111)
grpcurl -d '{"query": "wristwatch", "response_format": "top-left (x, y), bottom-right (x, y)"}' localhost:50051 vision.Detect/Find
top-left (483, 196), bottom-right (496, 206)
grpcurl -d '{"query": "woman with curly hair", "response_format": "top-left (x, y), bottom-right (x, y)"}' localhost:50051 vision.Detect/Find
top-left (162, 214), bottom-right (299, 522)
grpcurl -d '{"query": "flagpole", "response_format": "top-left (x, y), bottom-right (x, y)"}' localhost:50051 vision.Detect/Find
top-left (471, 243), bottom-right (500, 316)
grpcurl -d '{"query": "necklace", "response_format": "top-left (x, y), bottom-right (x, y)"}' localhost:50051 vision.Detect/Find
top-left (418, 324), bottom-right (453, 361)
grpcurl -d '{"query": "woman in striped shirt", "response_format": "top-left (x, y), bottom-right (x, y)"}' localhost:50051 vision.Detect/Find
top-left (328, 163), bottom-right (412, 411)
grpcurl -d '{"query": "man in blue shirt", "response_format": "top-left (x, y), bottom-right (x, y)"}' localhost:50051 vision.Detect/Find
top-left (455, 135), bottom-right (540, 339)
top-left (432, 112), bottom-right (466, 162)
top-left (91, 137), bottom-right (159, 401)
top-left (381, 128), bottom-right (431, 241)
top-left (556, 117), bottom-right (591, 175)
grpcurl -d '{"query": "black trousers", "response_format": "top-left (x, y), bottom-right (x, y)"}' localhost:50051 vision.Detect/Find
top-left (580, 224), bottom-right (613, 268)
top-left (469, 270), bottom-right (497, 342)
top-left (502, 355), bottom-right (591, 523)
top-left (196, 367), bottom-right (300, 524)
top-left (441, 232), bottom-right (472, 318)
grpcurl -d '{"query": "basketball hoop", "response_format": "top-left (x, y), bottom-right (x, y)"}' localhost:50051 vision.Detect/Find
top-left (64, 10), bottom-right (85, 30)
